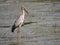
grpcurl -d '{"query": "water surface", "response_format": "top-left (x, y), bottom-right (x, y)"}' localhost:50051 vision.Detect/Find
top-left (0, 1), bottom-right (60, 45)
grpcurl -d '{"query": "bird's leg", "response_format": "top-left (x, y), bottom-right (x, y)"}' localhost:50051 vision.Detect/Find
top-left (17, 25), bottom-right (21, 33)
top-left (17, 28), bottom-right (20, 33)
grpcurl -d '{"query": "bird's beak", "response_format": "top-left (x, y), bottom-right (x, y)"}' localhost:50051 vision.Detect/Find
top-left (24, 8), bottom-right (29, 14)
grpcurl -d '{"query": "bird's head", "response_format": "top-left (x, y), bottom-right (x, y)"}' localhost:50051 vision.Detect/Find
top-left (21, 5), bottom-right (29, 14)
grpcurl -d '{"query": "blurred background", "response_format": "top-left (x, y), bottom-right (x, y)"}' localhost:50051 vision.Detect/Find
top-left (0, 0), bottom-right (60, 45)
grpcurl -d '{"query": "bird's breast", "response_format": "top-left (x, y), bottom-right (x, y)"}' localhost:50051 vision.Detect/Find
top-left (15, 15), bottom-right (24, 26)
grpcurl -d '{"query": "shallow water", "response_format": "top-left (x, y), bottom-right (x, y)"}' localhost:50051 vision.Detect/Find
top-left (0, 1), bottom-right (60, 45)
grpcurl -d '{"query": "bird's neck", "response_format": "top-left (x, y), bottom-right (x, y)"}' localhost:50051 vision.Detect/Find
top-left (21, 10), bottom-right (25, 16)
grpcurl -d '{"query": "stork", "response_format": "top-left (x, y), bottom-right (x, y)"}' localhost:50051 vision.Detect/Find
top-left (11, 6), bottom-right (29, 32)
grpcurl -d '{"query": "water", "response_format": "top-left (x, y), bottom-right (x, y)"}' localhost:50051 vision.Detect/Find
top-left (0, 1), bottom-right (60, 45)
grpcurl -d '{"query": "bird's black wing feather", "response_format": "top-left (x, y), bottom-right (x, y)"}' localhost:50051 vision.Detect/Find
top-left (11, 24), bottom-right (17, 32)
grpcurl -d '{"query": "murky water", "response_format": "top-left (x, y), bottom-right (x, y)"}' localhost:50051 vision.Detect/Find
top-left (0, 1), bottom-right (60, 45)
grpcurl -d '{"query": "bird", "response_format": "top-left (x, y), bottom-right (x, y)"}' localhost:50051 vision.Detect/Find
top-left (11, 5), bottom-right (29, 32)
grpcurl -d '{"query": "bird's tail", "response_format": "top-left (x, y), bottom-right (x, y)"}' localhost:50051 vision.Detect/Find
top-left (11, 24), bottom-right (16, 32)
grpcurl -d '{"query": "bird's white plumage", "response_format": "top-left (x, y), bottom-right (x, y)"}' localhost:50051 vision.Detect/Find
top-left (15, 15), bottom-right (24, 26)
